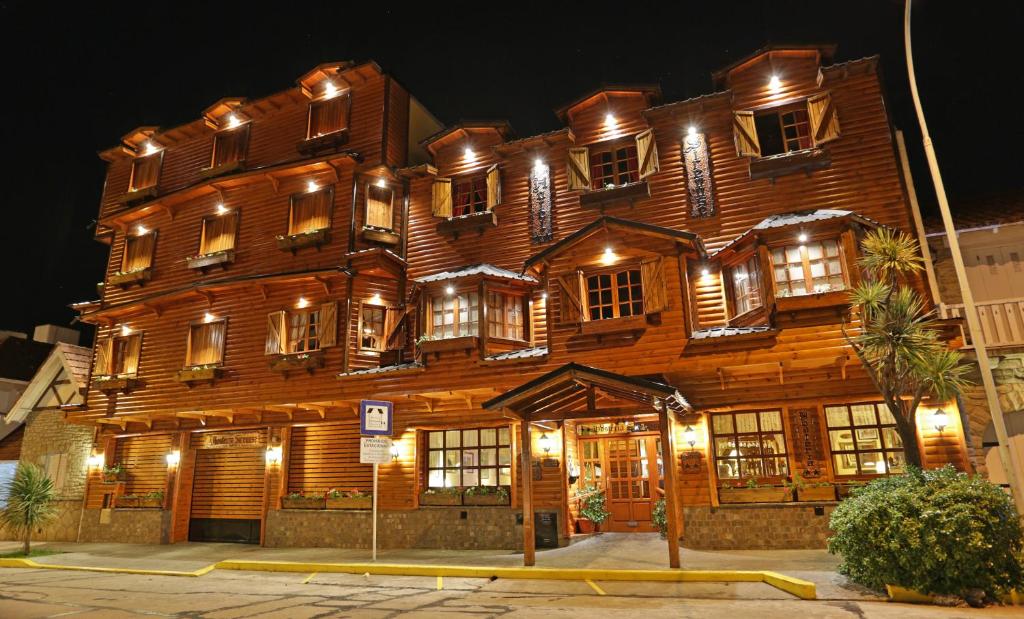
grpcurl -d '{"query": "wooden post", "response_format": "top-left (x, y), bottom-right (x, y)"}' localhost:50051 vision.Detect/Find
top-left (520, 417), bottom-right (536, 566)
top-left (659, 404), bottom-right (681, 568)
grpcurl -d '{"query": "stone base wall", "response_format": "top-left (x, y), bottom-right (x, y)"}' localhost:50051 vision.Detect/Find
top-left (266, 507), bottom-right (533, 550)
top-left (682, 503), bottom-right (835, 550)
top-left (78, 508), bottom-right (171, 544)
top-left (959, 350), bottom-right (1024, 477)
top-left (0, 499), bottom-right (82, 542)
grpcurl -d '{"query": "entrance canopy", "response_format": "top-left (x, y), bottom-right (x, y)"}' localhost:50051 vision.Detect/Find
top-left (482, 362), bottom-right (691, 422)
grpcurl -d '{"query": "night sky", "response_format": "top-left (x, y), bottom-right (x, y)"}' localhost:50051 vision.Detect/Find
top-left (1, 1), bottom-right (1019, 338)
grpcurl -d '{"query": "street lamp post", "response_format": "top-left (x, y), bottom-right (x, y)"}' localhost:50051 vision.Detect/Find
top-left (904, 0), bottom-right (1024, 511)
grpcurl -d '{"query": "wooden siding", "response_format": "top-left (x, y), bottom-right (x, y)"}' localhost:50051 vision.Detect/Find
top-left (115, 433), bottom-right (172, 495)
top-left (190, 439), bottom-right (265, 520)
top-left (288, 421), bottom-right (371, 494)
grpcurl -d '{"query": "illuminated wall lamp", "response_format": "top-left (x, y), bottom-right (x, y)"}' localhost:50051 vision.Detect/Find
top-left (931, 409), bottom-right (949, 433)
top-left (265, 445), bottom-right (283, 466)
top-left (306, 180), bottom-right (319, 193)
top-left (445, 286), bottom-right (455, 296)
top-left (165, 450), bottom-right (181, 467)
top-left (538, 432), bottom-right (553, 455)
top-left (683, 425), bottom-right (697, 449)
top-left (296, 296), bottom-right (310, 309)
top-left (375, 178), bottom-right (387, 188)
top-left (768, 75), bottom-right (781, 92)
top-left (604, 113), bottom-right (616, 128)
top-left (390, 443), bottom-right (400, 461)
top-left (216, 203), bottom-right (229, 215)
top-left (798, 232), bottom-right (808, 243)
top-left (87, 453), bottom-right (105, 469)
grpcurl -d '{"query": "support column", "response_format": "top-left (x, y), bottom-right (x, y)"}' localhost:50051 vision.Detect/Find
top-left (659, 404), bottom-right (681, 568)
top-left (520, 417), bottom-right (536, 566)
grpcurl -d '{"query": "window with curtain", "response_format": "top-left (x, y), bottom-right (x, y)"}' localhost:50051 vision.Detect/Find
top-left (426, 427), bottom-right (512, 488)
top-left (589, 139), bottom-right (639, 189)
top-left (289, 189), bottom-right (332, 235)
top-left (287, 308), bottom-right (321, 353)
top-left (211, 125), bottom-right (249, 168)
top-left (121, 233), bottom-right (155, 273)
top-left (365, 184), bottom-right (393, 229)
top-left (307, 95), bottom-right (348, 138)
top-left (187, 320), bottom-right (227, 367)
top-left (199, 212), bottom-right (238, 255)
top-left (430, 292), bottom-right (479, 339)
top-left (711, 410), bottom-right (788, 480)
top-left (825, 403), bottom-right (906, 476)
top-left (731, 256), bottom-right (762, 315)
top-left (586, 268), bottom-right (643, 320)
top-left (359, 305), bottom-right (385, 351)
top-left (487, 292), bottom-right (524, 340)
top-left (452, 175), bottom-right (487, 217)
top-left (129, 153), bottom-right (161, 191)
top-left (772, 239), bottom-right (845, 297)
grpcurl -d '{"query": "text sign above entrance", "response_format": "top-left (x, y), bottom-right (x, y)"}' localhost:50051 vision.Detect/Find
top-left (196, 430), bottom-right (266, 449)
top-left (360, 400), bottom-right (393, 436)
top-left (359, 436), bottom-right (393, 464)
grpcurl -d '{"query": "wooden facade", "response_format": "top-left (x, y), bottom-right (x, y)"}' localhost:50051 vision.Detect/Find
top-left (72, 46), bottom-right (970, 555)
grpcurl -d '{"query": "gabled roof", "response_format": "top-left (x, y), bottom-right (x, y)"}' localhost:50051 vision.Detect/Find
top-left (711, 43), bottom-right (837, 88)
top-left (421, 121), bottom-right (514, 155)
top-left (5, 343), bottom-right (90, 424)
top-left (712, 209), bottom-right (881, 258)
top-left (414, 264), bottom-right (537, 285)
top-left (523, 216), bottom-right (705, 271)
top-left (555, 84), bottom-right (662, 123)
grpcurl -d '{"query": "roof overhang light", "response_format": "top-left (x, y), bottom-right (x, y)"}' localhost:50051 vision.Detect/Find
top-left (798, 233), bottom-right (808, 243)
top-left (216, 203), bottom-right (229, 215)
top-left (604, 113), bottom-right (616, 128)
top-left (324, 81), bottom-right (338, 99)
top-left (464, 147), bottom-right (476, 162)
top-left (306, 180), bottom-right (319, 193)
top-left (136, 224), bottom-right (149, 236)
top-left (445, 285), bottom-right (455, 296)
top-left (226, 114), bottom-right (241, 129)
top-left (375, 178), bottom-right (387, 188)
top-left (768, 75), bottom-right (781, 92)
top-left (297, 296), bottom-right (310, 309)
top-left (143, 141), bottom-right (159, 156)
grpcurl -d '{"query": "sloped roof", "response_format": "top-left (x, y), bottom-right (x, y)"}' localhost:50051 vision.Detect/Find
top-left (712, 209), bottom-right (881, 257)
top-left (5, 344), bottom-right (90, 424)
top-left (924, 193), bottom-right (1024, 234)
top-left (414, 264), bottom-right (537, 285)
top-left (338, 361), bottom-right (424, 378)
top-left (483, 346), bottom-right (549, 362)
top-left (690, 326), bottom-right (774, 340)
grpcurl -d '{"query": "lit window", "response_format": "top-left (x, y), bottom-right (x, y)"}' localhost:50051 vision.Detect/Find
top-left (287, 308), bottom-right (321, 353)
top-left (199, 211), bottom-right (238, 255)
top-left (128, 153), bottom-right (161, 192)
top-left (121, 233), bottom-right (155, 274)
top-left (359, 305), bottom-right (385, 351)
top-left (187, 320), bottom-right (226, 367)
top-left (772, 239), bottom-right (845, 297)
top-left (487, 292), bottom-right (524, 340)
top-left (711, 410), bottom-right (788, 480)
top-left (586, 269), bottom-right (643, 321)
top-left (289, 189), bottom-right (332, 235)
top-left (754, 106), bottom-right (811, 156)
top-left (211, 124), bottom-right (249, 168)
top-left (825, 403), bottom-right (906, 476)
top-left (589, 140), bottom-right (639, 188)
top-left (426, 427), bottom-right (512, 488)
top-left (98, 333), bottom-right (142, 378)
top-left (365, 184), bottom-right (394, 230)
top-left (731, 256), bottom-right (762, 315)
top-left (452, 175), bottom-right (487, 217)
top-left (430, 292), bottom-right (479, 339)
top-left (307, 95), bottom-right (348, 138)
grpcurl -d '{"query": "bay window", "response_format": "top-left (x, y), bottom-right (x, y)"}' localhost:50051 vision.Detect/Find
top-left (487, 292), bottom-right (524, 340)
top-left (825, 403), bottom-right (906, 476)
top-left (430, 292), bottom-right (479, 339)
top-left (711, 410), bottom-right (789, 480)
top-left (772, 239), bottom-right (845, 297)
top-left (426, 427), bottom-right (512, 488)
top-left (731, 256), bottom-right (762, 315)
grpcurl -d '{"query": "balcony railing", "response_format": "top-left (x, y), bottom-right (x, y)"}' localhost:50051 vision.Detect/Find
top-left (939, 297), bottom-right (1024, 348)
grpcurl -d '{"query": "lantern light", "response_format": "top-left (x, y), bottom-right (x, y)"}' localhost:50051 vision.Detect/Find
top-left (683, 425), bottom-right (697, 449)
top-left (306, 180), bottom-right (319, 193)
top-left (798, 233), bottom-right (808, 243)
top-left (932, 409), bottom-right (950, 433)
top-left (768, 75), bottom-right (781, 91)
top-left (165, 450), bottom-right (181, 467)
top-left (538, 432), bottom-right (553, 454)
top-left (265, 445), bottom-right (283, 466)
top-left (297, 296), bottom-right (310, 309)
top-left (87, 453), bottom-right (105, 469)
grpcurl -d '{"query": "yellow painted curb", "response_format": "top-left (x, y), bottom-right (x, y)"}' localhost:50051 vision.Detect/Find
top-left (0, 557), bottom-right (214, 578)
top-left (214, 560), bottom-right (817, 600)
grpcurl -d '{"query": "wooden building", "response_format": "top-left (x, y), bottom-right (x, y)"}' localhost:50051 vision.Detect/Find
top-left (71, 45), bottom-right (971, 558)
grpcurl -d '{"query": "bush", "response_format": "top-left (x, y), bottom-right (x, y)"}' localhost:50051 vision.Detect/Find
top-left (579, 486), bottom-right (610, 524)
top-left (827, 466), bottom-right (1024, 597)
top-left (652, 498), bottom-right (667, 538)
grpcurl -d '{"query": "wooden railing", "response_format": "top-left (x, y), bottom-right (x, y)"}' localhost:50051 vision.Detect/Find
top-left (939, 298), bottom-right (1024, 348)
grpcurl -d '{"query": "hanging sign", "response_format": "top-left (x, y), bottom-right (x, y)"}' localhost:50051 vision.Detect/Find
top-left (683, 132), bottom-right (717, 218)
top-left (360, 400), bottom-right (393, 436)
top-left (360, 436), bottom-right (393, 465)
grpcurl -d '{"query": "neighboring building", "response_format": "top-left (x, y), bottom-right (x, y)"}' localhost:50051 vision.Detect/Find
top-left (922, 193), bottom-right (1024, 484)
top-left (70, 45), bottom-right (968, 557)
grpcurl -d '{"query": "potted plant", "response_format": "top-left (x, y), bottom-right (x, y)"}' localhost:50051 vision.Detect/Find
top-left (140, 490), bottom-right (164, 508)
top-left (281, 492), bottom-right (325, 509)
top-left (576, 486), bottom-right (610, 533)
top-left (326, 488), bottom-right (372, 510)
top-left (420, 486), bottom-right (463, 506)
top-left (117, 494), bottom-right (140, 508)
top-left (463, 486), bottom-right (510, 506)
top-left (789, 473), bottom-right (836, 502)
top-left (718, 478), bottom-right (792, 504)
top-left (102, 463), bottom-right (124, 483)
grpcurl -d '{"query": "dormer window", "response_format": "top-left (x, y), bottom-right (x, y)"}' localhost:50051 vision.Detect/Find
top-left (586, 268), bottom-right (643, 320)
top-left (590, 139), bottom-right (639, 189)
top-left (754, 106), bottom-right (811, 156)
top-left (211, 124), bottom-right (250, 169)
top-left (430, 291), bottom-right (479, 339)
top-left (128, 152), bottom-right (161, 192)
top-left (308, 94), bottom-right (349, 138)
top-left (771, 239), bottom-right (846, 297)
top-left (453, 175), bottom-right (487, 217)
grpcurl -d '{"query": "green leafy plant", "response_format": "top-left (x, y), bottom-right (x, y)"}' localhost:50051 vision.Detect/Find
top-left (827, 466), bottom-right (1024, 600)
top-left (844, 229), bottom-right (972, 467)
top-left (424, 486), bottom-right (462, 496)
top-left (143, 491), bottom-right (164, 501)
top-left (744, 477), bottom-right (761, 489)
top-left (579, 486), bottom-right (610, 525)
top-left (652, 498), bottom-right (668, 538)
top-left (0, 463), bottom-right (58, 555)
top-left (102, 463), bottom-right (123, 479)
top-left (329, 488), bottom-right (370, 499)
top-left (464, 486), bottom-right (509, 499)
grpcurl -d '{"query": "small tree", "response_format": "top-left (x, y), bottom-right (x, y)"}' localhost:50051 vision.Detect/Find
top-left (844, 228), bottom-right (971, 468)
top-left (0, 463), bottom-right (57, 556)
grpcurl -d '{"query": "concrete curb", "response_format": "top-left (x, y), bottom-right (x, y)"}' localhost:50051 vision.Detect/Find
top-left (0, 557), bottom-right (215, 578)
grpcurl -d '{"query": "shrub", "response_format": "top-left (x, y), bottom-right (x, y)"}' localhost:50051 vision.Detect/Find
top-left (652, 498), bottom-right (668, 538)
top-left (0, 463), bottom-right (58, 555)
top-left (579, 486), bottom-right (610, 524)
top-left (827, 466), bottom-right (1024, 598)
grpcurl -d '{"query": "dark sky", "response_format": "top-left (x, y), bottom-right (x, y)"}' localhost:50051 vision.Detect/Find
top-left (1, 1), bottom-right (1019, 337)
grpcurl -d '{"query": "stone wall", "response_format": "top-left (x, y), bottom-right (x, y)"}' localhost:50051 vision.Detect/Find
top-left (0, 499), bottom-right (82, 542)
top-left (78, 508), bottom-right (171, 544)
top-left (682, 503), bottom-right (835, 550)
top-left (958, 350), bottom-right (1024, 476)
top-left (265, 507), bottom-right (537, 550)
top-left (19, 409), bottom-right (94, 500)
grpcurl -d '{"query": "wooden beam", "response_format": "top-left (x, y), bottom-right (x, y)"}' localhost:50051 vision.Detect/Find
top-left (520, 417), bottom-right (535, 566)
top-left (659, 402), bottom-right (681, 568)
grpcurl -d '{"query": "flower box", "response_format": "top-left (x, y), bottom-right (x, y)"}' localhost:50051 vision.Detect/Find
top-left (578, 180), bottom-right (650, 209)
top-left (93, 376), bottom-right (137, 394)
top-left (282, 496), bottom-right (326, 510)
top-left (269, 351), bottom-right (325, 373)
top-left (837, 483), bottom-right (867, 499)
top-left (276, 228), bottom-right (329, 252)
top-left (748, 147), bottom-right (831, 181)
top-left (420, 491), bottom-right (463, 506)
top-left (418, 336), bottom-right (478, 356)
top-left (197, 160), bottom-right (244, 179)
top-left (116, 496), bottom-right (140, 508)
top-left (140, 496), bottom-right (164, 508)
top-left (186, 249), bottom-right (234, 271)
top-left (436, 210), bottom-right (498, 239)
top-left (463, 491), bottom-right (510, 506)
top-left (326, 496), bottom-right (372, 510)
top-left (796, 486), bottom-right (836, 502)
top-left (297, 129), bottom-right (350, 156)
top-left (108, 268), bottom-right (152, 288)
top-left (361, 226), bottom-right (400, 246)
top-left (174, 366), bottom-right (222, 385)
top-left (116, 185), bottom-right (157, 205)
top-left (718, 486), bottom-right (792, 504)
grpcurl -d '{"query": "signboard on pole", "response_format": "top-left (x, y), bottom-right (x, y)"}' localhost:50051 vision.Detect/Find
top-left (359, 436), bottom-right (393, 464)
top-left (360, 400), bottom-right (393, 436)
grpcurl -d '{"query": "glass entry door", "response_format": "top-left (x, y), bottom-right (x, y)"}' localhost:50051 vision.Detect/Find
top-left (579, 435), bottom-right (663, 532)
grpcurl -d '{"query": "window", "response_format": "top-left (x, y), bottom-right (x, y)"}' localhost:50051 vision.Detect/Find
top-left (265, 303), bottom-right (336, 355)
top-left (211, 125), bottom-right (249, 168)
top-left (430, 292), bottom-right (479, 339)
top-left (199, 212), bottom-right (238, 255)
top-left (359, 305), bottom-right (385, 351)
top-left (426, 427), bottom-right (512, 488)
top-left (129, 153), bottom-right (161, 192)
top-left (187, 320), bottom-right (226, 367)
top-left (825, 403), bottom-right (906, 476)
top-left (307, 95), bottom-right (348, 138)
top-left (586, 268), bottom-right (643, 321)
top-left (289, 189), bottom-right (332, 235)
top-left (487, 292), bottom-right (524, 340)
top-left (39, 453), bottom-right (68, 493)
top-left (287, 308), bottom-right (321, 353)
top-left (589, 140), bottom-right (639, 188)
top-left (97, 333), bottom-right (142, 377)
top-left (121, 233), bottom-right (155, 273)
top-left (772, 239), bottom-right (845, 297)
top-left (731, 256), bottom-right (762, 315)
top-left (754, 106), bottom-right (811, 157)
top-left (365, 184), bottom-right (394, 229)
top-left (711, 410), bottom-right (788, 480)
top-left (452, 175), bottom-right (487, 217)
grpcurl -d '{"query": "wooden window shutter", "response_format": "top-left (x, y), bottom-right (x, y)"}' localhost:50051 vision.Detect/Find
top-left (123, 334), bottom-right (142, 376)
top-left (486, 164), bottom-right (501, 209)
top-left (641, 257), bottom-right (669, 314)
top-left (806, 92), bottom-right (840, 146)
top-left (319, 302), bottom-right (338, 348)
top-left (432, 177), bottom-right (453, 218)
top-left (556, 275), bottom-right (583, 324)
top-left (265, 311), bottom-right (285, 355)
top-left (383, 307), bottom-right (402, 350)
top-left (566, 147), bottom-right (591, 191)
top-left (635, 129), bottom-right (660, 180)
top-left (94, 337), bottom-right (112, 376)
top-left (732, 111), bottom-right (761, 157)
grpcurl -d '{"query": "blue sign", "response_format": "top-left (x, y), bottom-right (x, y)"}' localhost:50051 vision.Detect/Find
top-left (360, 400), bottom-right (393, 436)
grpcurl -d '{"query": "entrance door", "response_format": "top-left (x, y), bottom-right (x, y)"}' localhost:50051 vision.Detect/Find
top-left (580, 435), bottom-right (663, 532)
top-left (189, 447), bottom-right (265, 544)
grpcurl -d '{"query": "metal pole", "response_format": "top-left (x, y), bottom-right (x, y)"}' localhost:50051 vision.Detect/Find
top-left (904, 0), bottom-right (1024, 510)
top-left (372, 462), bottom-right (378, 561)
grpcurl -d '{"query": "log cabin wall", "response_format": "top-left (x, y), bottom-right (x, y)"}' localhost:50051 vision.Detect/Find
top-left (113, 433), bottom-right (173, 496)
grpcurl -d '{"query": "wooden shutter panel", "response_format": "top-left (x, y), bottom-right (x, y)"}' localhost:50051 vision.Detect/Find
top-left (94, 338), bottom-right (112, 376)
top-left (556, 275), bottom-right (583, 324)
top-left (319, 302), bottom-right (338, 348)
top-left (432, 177), bottom-right (453, 218)
top-left (635, 129), bottom-right (660, 180)
top-left (486, 164), bottom-right (501, 209)
top-left (732, 110), bottom-right (761, 157)
top-left (641, 257), bottom-right (669, 314)
top-left (265, 311), bottom-right (285, 355)
top-left (807, 92), bottom-right (840, 146)
top-left (383, 307), bottom-right (403, 350)
top-left (123, 334), bottom-right (142, 376)
top-left (566, 147), bottom-right (591, 191)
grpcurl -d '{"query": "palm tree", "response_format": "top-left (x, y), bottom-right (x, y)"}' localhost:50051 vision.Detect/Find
top-left (844, 228), bottom-right (971, 468)
top-left (0, 463), bottom-right (57, 556)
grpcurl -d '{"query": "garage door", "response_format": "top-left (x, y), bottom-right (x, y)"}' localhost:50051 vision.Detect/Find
top-left (189, 447), bottom-right (265, 544)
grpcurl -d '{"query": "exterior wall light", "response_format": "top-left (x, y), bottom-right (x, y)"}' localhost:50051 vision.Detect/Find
top-left (538, 432), bottom-right (553, 454)
top-left (136, 224), bottom-right (149, 236)
top-left (297, 296), bottom-right (310, 309)
top-left (602, 246), bottom-right (617, 265)
top-left (768, 75), bottom-right (781, 92)
top-left (324, 81), bottom-right (338, 99)
top-left (683, 425), bottom-right (697, 449)
top-left (227, 114), bottom-right (240, 129)
top-left (87, 453), bottom-right (105, 469)
top-left (120, 324), bottom-right (133, 337)
top-left (165, 450), bottom-right (181, 467)
top-left (216, 203), bottom-right (229, 215)
top-left (445, 286), bottom-right (455, 296)
top-left (265, 445), bottom-right (283, 466)
top-left (798, 233), bottom-right (808, 243)
top-left (203, 312), bottom-right (216, 324)
top-left (700, 267), bottom-right (710, 277)
top-left (376, 178), bottom-right (387, 188)
top-left (932, 409), bottom-right (949, 433)
top-left (390, 443), bottom-right (400, 461)
top-left (604, 113), bottom-right (616, 128)
top-left (144, 141), bottom-right (159, 155)
top-left (306, 180), bottom-right (319, 193)
top-left (368, 293), bottom-right (383, 305)
top-left (541, 292), bottom-right (548, 301)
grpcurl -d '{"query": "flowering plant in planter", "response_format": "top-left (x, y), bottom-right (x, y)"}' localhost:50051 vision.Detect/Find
top-left (140, 490), bottom-right (164, 508)
top-left (420, 486), bottom-right (463, 506)
top-left (576, 485), bottom-right (610, 533)
top-left (463, 486), bottom-right (510, 506)
top-left (281, 491), bottom-right (325, 509)
top-left (326, 488), bottom-right (372, 510)
top-left (102, 463), bottom-right (124, 483)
